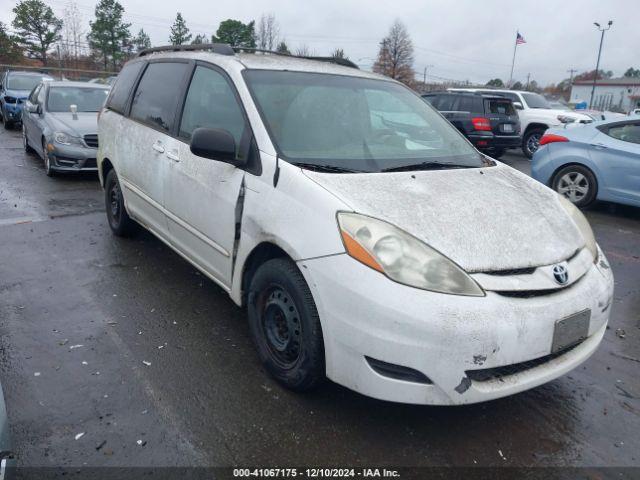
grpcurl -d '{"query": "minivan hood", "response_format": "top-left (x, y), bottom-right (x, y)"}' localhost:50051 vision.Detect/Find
top-left (304, 164), bottom-right (585, 272)
top-left (49, 112), bottom-right (98, 137)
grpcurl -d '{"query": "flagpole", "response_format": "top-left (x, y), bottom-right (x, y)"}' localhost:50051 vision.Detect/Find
top-left (508, 31), bottom-right (518, 87)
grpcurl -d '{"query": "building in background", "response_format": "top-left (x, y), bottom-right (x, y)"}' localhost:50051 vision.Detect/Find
top-left (570, 77), bottom-right (640, 112)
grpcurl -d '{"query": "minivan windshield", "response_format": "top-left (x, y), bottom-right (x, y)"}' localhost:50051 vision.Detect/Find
top-left (244, 70), bottom-right (483, 172)
top-left (47, 86), bottom-right (110, 112)
top-left (7, 74), bottom-right (50, 91)
top-left (521, 92), bottom-right (551, 109)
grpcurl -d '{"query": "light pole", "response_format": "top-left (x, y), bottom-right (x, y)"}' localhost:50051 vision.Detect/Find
top-left (589, 20), bottom-right (613, 109)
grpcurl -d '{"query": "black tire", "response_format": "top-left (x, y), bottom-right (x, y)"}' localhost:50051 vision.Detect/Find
top-left (104, 169), bottom-right (137, 236)
top-left (490, 148), bottom-right (505, 159)
top-left (523, 128), bottom-right (546, 159)
top-left (552, 164), bottom-right (598, 208)
top-left (4, 119), bottom-right (13, 130)
top-left (42, 139), bottom-right (55, 177)
top-left (23, 125), bottom-right (34, 153)
top-left (247, 258), bottom-right (325, 391)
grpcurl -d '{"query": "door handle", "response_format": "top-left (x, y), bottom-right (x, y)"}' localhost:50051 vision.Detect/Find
top-left (166, 150), bottom-right (180, 162)
top-left (152, 142), bottom-right (165, 153)
top-left (591, 143), bottom-right (608, 150)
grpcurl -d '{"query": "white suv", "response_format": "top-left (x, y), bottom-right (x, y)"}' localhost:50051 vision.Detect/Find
top-left (450, 88), bottom-right (593, 158)
top-left (98, 45), bottom-right (612, 405)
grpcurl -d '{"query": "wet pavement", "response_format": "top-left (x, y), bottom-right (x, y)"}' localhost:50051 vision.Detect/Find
top-left (0, 124), bottom-right (638, 470)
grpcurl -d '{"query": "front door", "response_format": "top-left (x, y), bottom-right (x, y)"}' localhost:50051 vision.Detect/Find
top-left (164, 64), bottom-right (251, 287)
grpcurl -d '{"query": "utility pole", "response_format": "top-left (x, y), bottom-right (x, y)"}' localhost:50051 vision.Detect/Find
top-left (526, 73), bottom-right (531, 90)
top-left (590, 20), bottom-right (613, 109)
top-left (567, 68), bottom-right (577, 85)
top-left (422, 64), bottom-right (434, 92)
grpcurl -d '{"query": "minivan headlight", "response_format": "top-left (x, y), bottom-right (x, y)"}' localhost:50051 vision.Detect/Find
top-left (337, 212), bottom-right (485, 296)
top-left (558, 195), bottom-right (598, 262)
top-left (54, 131), bottom-right (83, 146)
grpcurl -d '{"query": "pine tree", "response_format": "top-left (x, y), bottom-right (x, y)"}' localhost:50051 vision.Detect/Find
top-left (215, 19), bottom-right (256, 48)
top-left (88, 0), bottom-right (131, 71)
top-left (132, 28), bottom-right (151, 52)
top-left (169, 12), bottom-right (192, 45)
top-left (11, 0), bottom-right (62, 65)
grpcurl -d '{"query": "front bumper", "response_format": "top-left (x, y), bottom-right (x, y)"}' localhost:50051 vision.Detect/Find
top-left (299, 251), bottom-right (613, 405)
top-left (49, 143), bottom-right (98, 172)
top-left (2, 101), bottom-right (24, 122)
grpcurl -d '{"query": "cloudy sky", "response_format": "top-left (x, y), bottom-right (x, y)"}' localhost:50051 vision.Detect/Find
top-left (1, 0), bottom-right (638, 85)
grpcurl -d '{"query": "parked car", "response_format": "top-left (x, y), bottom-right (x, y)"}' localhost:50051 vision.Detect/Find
top-left (422, 91), bottom-right (521, 158)
top-left (22, 81), bottom-right (110, 176)
top-left (98, 45), bottom-right (613, 405)
top-left (0, 381), bottom-right (15, 478)
top-left (0, 70), bottom-right (53, 129)
top-left (532, 118), bottom-right (640, 208)
top-left (449, 88), bottom-right (593, 158)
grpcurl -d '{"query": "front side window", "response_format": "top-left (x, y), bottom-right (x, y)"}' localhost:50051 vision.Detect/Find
top-left (29, 84), bottom-right (41, 103)
top-left (244, 70), bottom-right (481, 172)
top-left (130, 62), bottom-right (189, 132)
top-left (179, 66), bottom-right (247, 154)
top-left (606, 122), bottom-right (640, 144)
top-left (47, 87), bottom-right (109, 112)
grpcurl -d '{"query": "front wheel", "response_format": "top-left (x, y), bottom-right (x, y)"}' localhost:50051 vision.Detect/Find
top-left (523, 128), bottom-right (546, 159)
top-left (247, 258), bottom-right (325, 391)
top-left (104, 169), bottom-right (137, 236)
top-left (23, 125), bottom-right (34, 153)
top-left (552, 164), bottom-right (598, 208)
top-left (42, 139), bottom-right (55, 177)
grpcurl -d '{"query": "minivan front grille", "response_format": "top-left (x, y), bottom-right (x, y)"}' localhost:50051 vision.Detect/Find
top-left (466, 342), bottom-right (582, 383)
top-left (84, 134), bottom-right (99, 148)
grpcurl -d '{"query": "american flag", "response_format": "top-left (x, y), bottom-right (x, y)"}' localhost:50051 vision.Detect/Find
top-left (516, 32), bottom-right (526, 45)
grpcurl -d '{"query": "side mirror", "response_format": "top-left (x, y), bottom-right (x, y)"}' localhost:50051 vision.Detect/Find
top-left (190, 127), bottom-right (244, 165)
top-left (513, 101), bottom-right (524, 110)
top-left (25, 101), bottom-right (38, 114)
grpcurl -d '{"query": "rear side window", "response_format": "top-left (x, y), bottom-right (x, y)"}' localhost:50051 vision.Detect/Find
top-left (130, 62), bottom-right (189, 132)
top-left (106, 61), bottom-right (144, 114)
top-left (605, 122), bottom-right (640, 144)
top-left (433, 95), bottom-right (455, 111)
top-left (486, 99), bottom-right (515, 116)
top-left (456, 96), bottom-right (476, 113)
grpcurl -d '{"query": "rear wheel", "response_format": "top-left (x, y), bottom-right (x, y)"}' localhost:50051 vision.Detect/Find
top-left (3, 118), bottom-right (13, 130)
top-left (552, 164), bottom-right (597, 208)
top-left (247, 258), bottom-right (325, 391)
top-left (105, 169), bottom-right (137, 236)
top-left (523, 128), bottom-right (546, 159)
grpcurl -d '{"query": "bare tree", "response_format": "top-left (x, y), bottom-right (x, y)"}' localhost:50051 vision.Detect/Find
top-left (373, 20), bottom-right (415, 86)
top-left (62, 2), bottom-right (86, 67)
top-left (256, 13), bottom-right (279, 50)
top-left (295, 44), bottom-right (312, 56)
top-left (331, 48), bottom-right (347, 59)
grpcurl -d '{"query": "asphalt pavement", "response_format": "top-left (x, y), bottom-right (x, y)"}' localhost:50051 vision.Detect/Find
top-left (0, 124), bottom-right (638, 472)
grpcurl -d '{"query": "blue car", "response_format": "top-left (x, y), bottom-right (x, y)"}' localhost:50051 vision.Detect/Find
top-left (532, 118), bottom-right (640, 208)
top-left (0, 70), bottom-right (53, 129)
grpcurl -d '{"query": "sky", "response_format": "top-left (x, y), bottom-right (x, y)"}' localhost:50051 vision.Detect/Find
top-left (1, 0), bottom-right (639, 85)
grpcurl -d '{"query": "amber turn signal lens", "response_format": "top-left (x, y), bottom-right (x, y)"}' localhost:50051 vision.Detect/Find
top-left (340, 230), bottom-right (384, 273)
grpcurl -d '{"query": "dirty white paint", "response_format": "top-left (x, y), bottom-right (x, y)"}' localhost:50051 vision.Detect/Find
top-left (98, 49), bottom-right (615, 405)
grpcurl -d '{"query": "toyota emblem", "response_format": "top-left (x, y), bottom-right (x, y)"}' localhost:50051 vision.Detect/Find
top-left (552, 264), bottom-right (569, 285)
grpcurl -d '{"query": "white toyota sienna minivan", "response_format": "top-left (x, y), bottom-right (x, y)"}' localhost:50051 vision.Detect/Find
top-left (97, 44), bottom-right (614, 405)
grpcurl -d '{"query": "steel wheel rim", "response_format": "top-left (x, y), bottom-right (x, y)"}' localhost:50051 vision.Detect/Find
top-left (527, 132), bottom-right (541, 154)
top-left (261, 286), bottom-right (302, 367)
top-left (109, 182), bottom-right (121, 221)
top-left (557, 172), bottom-right (589, 203)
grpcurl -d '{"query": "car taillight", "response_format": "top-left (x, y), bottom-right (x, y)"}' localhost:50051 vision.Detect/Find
top-left (539, 134), bottom-right (569, 146)
top-left (472, 117), bottom-right (492, 131)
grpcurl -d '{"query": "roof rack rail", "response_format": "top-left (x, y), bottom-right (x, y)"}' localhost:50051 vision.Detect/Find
top-left (137, 43), bottom-right (235, 57)
top-left (136, 44), bottom-right (360, 69)
top-left (233, 47), bottom-right (359, 69)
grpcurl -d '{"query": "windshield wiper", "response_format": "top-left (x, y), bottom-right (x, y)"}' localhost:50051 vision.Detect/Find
top-left (381, 162), bottom-right (471, 173)
top-left (292, 162), bottom-right (363, 173)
